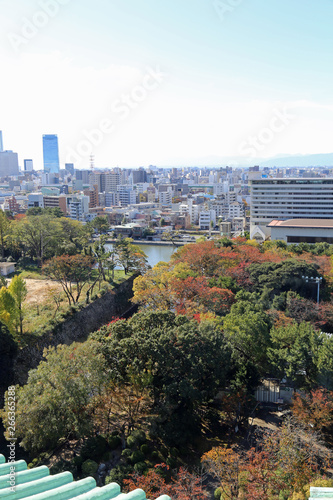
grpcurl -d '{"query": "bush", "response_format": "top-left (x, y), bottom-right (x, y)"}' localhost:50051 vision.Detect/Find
top-left (126, 435), bottom-right (137, 448)
top-left (134, 461), bottom-right (148, 474)
top-left (105, 465), bottom-right (132, 488)
top-left (127, 430), bottom-right (146, 448)
top-left (140, 443), bottom-right (150, 455)
top-left (108, 435), bottom-right (121, 450)
top-left (81, 436), bottom-right (108, 462)
top-left (130, 450), bottom-right (145, 464)
top-left (82, 459), bottom-right (98, 476)
top-left (214, 487), bottom-right (222, 500)
top-left (121, 448), bottom-right (132, 459)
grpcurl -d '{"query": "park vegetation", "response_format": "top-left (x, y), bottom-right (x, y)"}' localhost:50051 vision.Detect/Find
top-left (2, 220), bottom-right (333, 498)
top-left (0, 208), bottom-right (148, 341)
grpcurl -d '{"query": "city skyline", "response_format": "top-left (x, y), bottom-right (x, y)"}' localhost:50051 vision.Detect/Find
top-left (1, 0), bottom-right (333, 169)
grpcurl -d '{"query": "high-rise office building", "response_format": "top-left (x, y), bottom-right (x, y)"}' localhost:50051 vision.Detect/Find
top-left (0, 151), bottom-right (19, 177)
top-left (24, 159), bottom-right (33, 172)
top-left (250, 178), bottom-right (333, 226)
top-left (0, 131), bottom-right (3, 153)
top-left (43, 135), bottom-right (60, 173)
top-left (65, 163), bottom-right (74, 175)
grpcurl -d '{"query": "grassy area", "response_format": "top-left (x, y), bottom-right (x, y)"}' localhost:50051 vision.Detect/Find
top-left (19, 269), bottom-right (130, 343)
top-left (18, 269), bottom-right (47, 280)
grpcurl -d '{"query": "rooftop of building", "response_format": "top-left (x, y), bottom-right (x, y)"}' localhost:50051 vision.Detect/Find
top-left (268, 219), bottom-right (333, 228)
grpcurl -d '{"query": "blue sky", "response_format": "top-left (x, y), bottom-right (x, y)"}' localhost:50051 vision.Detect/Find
top-left (1, 0), bottom-right (333, 168)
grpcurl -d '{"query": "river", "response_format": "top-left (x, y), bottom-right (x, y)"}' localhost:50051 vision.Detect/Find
top-left (105, 243), bottom-right (177, 268)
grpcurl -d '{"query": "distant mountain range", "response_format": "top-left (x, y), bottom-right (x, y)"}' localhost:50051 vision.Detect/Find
top-left (260, 153), bottom-right (333, 168)
top-left (160, 153), bottom-right (333, 169)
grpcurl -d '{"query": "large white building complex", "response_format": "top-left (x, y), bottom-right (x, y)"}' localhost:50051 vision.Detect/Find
top-left (250, 178), bottom-right (333, 227)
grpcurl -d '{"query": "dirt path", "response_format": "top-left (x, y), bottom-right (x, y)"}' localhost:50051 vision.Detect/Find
top-left (23, 279), bottom-right (63, 304)
top-left (250, 417), bottom-right (280, 431)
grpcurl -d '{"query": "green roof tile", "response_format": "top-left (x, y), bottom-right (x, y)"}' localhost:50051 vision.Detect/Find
top-left (0, 456), bottom-right (172, 500)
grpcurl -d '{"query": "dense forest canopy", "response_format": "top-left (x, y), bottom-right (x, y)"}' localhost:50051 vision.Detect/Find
top-left (2, 233), bottom-right (333, 499)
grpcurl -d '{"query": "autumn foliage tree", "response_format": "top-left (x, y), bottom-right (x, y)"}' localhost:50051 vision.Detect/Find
top-left (292, 388), bottom-right (333, 434)
top-left (202, 419), bottom-right (331, 500)
top-left (242, 449), bottom-right (276, 500)
top-left (133, 262), bottom-right (234, 318)
top-left (201, 446), bottom-right (243, 500)
top-left (124, 464), bottom-right (208, 500)
top-left (43, 254), bottom-right (96, 305)
top-left (91, 372), bottom-right (153, 446)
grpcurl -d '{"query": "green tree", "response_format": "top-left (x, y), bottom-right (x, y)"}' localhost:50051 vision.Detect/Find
top-left (8, 275), bottom-right (28, 335)
top-left (268, 322), bottom-right (321, 389)
top-left (58, 217), bottom-right (92, 254)
top-left (0, 341), bottom-right (107, 452)
top-left (0, 209), bottom-right (11, 259)
top-left (0, 286), bottom-right (17, 334)
top-left (115, 237), bottom-right (148, 275)
top-left (10, 213), bottom-right (63, 265)
top-left (317, 333), bottom-right (333, 389)
top-left (248, 259), bottom-right (321, 300)
top-left (91, 310), bottom-right (231, 445)
top-left (90, 215), bottom-right (109, 234)
top-left (223, 299), bottom-right (272, 388)
top-left (26, 207), bottom-right (64, 218)
top-left (43, 254), bottom-right (96, 305)
top-left (90, 235), bottom-right (112, 283)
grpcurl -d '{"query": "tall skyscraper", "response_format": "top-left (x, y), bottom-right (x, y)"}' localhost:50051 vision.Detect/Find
top-left (65, 163), bottom-right (74, 175)
top-left (0, 151), bottom-right (19, 177)
top-left (0, 131), bottom-right (3, 153)
top-left (43, 134), bottom-right (60, 173)
top-left (24, 159), bottom-right (33, 172)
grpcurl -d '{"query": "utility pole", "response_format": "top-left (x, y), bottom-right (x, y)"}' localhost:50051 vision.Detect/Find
top-left (302, 276), bottom-right (323, 305)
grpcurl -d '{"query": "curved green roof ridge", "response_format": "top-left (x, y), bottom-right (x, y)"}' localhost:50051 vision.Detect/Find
top-left (0, 455), bottom-right (172, 500)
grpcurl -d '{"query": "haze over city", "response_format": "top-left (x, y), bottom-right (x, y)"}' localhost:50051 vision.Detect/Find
top-left (1, 0), bottom-right (333, 169)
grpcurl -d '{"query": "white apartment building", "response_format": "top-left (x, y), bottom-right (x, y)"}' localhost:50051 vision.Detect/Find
top-left (28, 193), bottom-right (44, 209)
top-left (117, 185), bottom-right (136, 206)
top-left (159, 190), bottom-right (172, 206)
top-left (229, 201), bottom-right (244, 218)
top-left (213, 183), bottom-right (225, 196)
top-left (105, 172), bottom-right (121, 192)
top-left (179, 199), bottom-right (200, 224)
top-left (68, 195), bottom-right (89, 221)
top-left (89, 171), bottom-right (121, 193)
top-left (250, 178), bottom-right (333, 227)
top-left (199, 210), bottom-right (216, 230)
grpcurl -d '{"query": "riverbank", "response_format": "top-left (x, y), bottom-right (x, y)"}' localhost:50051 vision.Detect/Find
top-left (104, 238), bottom-right (187, 246)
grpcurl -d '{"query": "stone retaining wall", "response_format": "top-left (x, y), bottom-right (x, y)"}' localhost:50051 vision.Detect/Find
top-left (11, 275), bottom-right (136, 387)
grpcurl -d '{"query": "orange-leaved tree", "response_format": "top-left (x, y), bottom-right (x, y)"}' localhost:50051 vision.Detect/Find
top-left (124, 464), bottom-right (208, 500)
top-left (201, 447), bottom-right (243, 500)
top-left (292, 388), bottom-right (333, 433)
